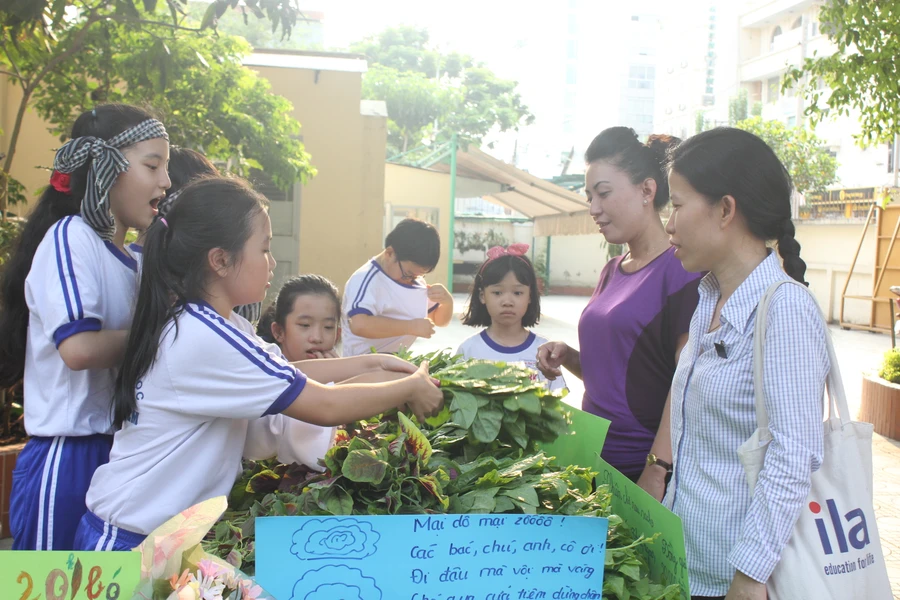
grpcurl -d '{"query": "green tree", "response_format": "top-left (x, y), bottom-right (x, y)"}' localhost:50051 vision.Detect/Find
top-left (0, 0), bottom-right (308, 217)
top-left (352, 26), bottom-right (534, 155)
top-left (187, 1), bottom-right (323, 50)
top-left (362, 65), bottom-right (452, 154)
top-left (728, 88), bottom-right (749, 126)
top-left (736, 116), bottom-right (838, 194)
top-left (32, 22), bottom-right (314, 189)
top-left (784, 2), bottom-right (900, 146)
top-left (694, 110), bottom-right (708, 134)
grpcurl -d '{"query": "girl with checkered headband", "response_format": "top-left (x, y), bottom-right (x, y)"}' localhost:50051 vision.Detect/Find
top-left (0, 104), bottom-right (170, 550)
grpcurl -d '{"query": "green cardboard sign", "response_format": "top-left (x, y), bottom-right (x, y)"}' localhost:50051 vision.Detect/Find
top-left (539, 406), bottom-right (610, 469)
top-left (0, 551), bottom-right (141, 600)
top-left (594, 457), bottom-right (691, 598)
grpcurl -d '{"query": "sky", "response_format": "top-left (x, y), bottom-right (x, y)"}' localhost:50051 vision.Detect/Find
top-left (303, 0), bottom-right (741, 176)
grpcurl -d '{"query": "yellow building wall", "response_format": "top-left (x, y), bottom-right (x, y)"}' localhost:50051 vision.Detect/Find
top-left (795, 222), bottom-right (876, 325)
top-left (0, 77), bottom-right (63, 215)
top-left (384, 163), bottom-right (451, 289)
top-left (251, 65), bottom-right (384, 293)
top-left (360, 112), bottom-right (387, 261)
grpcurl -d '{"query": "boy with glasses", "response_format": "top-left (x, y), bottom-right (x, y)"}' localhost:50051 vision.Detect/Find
top-left (341, 218), bottom-right (454, 356)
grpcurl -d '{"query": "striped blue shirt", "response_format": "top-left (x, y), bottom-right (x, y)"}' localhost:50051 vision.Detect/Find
top-left (662, 251), bottom-right (829, 595)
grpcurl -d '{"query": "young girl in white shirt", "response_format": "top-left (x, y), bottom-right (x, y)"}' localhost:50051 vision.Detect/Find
top-left (258, 274), bottom-right (342, 360)
top-left (457, 245), bottom-right (565, 391)
top-left (75, 176), bottom-right (442, 550)
top-left (0, 104), bottom-right (171, 550)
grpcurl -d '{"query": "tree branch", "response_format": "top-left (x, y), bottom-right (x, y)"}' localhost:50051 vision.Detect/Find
top-left (0, 68), bottom-right (22, 80)
top-left (0, 38), bottom-right (26, 84)
top-left (108, 15), bottom-right (204, 34)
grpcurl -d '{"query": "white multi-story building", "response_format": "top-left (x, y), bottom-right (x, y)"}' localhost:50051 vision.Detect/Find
top-left (481, 0), bottom-right (621, 177)
top-left (655, 2), bottom-right (743, 139)
top-left (738, 0), bottom-right (893, 188)
top-left (618, 12), bottom-right (662, 141)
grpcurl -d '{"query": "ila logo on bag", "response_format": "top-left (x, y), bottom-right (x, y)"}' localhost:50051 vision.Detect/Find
top-left (810, 500), bottom-right (870, 555)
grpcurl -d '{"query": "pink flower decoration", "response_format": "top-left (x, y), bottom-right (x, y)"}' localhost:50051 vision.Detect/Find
top-left (196, 559), bottom-right (223, 580)
top-left (486, 243), bottom-right (530, 261)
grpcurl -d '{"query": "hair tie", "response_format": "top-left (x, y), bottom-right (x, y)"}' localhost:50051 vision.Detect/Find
top-left (159, 217), bottom-right (169, 228)
top-left (157, 188), bottom-right (182, 218)
top-left (49, 170), bottom-right (71, 194)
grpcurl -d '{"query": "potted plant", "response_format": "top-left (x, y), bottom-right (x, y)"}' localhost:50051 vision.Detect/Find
top-left (860, 348), bottom-right (900, 441)
top-left (532, 251), bottom-right (549, 295)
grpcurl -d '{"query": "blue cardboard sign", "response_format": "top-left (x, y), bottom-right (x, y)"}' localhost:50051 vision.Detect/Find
top-left (256, 514), bottom-right (609, 600)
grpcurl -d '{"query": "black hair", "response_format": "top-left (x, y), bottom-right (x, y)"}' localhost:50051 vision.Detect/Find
top-left (461, 254), bottom-right (540, 328)
top-left (385, 218), bottom-right (440, 269)
top-left (668, 127), bottom-right (807, 284)
top-left (256, 274), bottom-right (341, 343)
top-left (167, 147), bottom-right (218, 197)
top-left (114, 176), bottom-right (268, 426)
top-left (0, 104), bottom-right (157, 387)
top-left (584, 126), bottom-right (681, 211)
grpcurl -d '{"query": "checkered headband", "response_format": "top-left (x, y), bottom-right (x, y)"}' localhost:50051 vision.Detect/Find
top-left (53, 118), bottom-right (168, 241)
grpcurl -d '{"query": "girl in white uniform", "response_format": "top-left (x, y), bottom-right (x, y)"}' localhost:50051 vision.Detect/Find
top-left (76, 176), bottom-right (443, 550)
top-left (0, 104), bottom-right (171, 550)
top-left (457, 245), bottom-right (566, 391)
top-left (129, 146), bottom-right (262, 324)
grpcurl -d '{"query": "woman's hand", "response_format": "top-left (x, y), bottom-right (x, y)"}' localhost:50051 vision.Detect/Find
top-left (725, 571), bottom-right (767, 600)
top-left (636, 466), bottom-right (667, 502)
top-left (536, 341), bottom-right (570, 379)
top-left (404, 361), bottom-right (445, 422)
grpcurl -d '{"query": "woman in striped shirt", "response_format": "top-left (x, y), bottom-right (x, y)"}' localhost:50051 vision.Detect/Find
top-left (663, 128), bottom-right (830, 600)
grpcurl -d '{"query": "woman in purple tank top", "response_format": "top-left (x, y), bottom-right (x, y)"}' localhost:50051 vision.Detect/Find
top-left (537, 127), bottom-right (701, 497)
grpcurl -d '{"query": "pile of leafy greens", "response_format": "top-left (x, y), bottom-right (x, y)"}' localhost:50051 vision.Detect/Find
top-left (203, 354), bottom-right (683, 600)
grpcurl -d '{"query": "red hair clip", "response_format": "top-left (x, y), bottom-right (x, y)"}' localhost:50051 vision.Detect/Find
top-left (50, 170), bottom-right (71, 194)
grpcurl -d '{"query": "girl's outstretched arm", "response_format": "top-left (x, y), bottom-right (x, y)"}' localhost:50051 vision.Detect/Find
top-left (282, 361), bottom-right (443, 425)
top-left (291, 354), bottom-right (416, 383)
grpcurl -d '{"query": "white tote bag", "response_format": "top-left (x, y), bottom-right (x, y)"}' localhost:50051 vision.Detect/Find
top-left (737, 280), bottom-right (892, 600)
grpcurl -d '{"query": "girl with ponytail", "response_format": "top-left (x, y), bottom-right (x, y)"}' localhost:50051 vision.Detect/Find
top-left (663, 127), bottom-right (829, 599)
top-left (0, 104), bottom-right (171, 550)
top-left (76, 176), bottom-right (443, 550)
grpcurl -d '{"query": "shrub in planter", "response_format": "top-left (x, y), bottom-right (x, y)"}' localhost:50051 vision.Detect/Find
top-left (861, 349), bottom-right (900, 441)
top-left (879, 348), bottom-right (900, 384)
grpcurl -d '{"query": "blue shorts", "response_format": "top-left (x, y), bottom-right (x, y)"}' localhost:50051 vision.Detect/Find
top-left (73, 511), bottom-right (145, 551)
top-left (10, 434), bottom-right (113, 550)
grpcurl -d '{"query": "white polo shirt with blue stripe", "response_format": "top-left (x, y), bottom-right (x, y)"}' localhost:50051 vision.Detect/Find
top-left (341, 258), bottom-right (438, 356)
top-left (24, 215), bottom-right (139, 437)
top-left (85, 302), bottom-right (308, 535)
top-left (456, 331), bottom-right (567, 392)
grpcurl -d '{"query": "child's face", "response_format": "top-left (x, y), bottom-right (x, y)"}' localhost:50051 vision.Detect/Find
top-left (109, 138), bottom-right (171, 233)
top-left (479, 270), bottom-right (531, 327)
top-left (221, 211), bottom-right (275, 307)
top-left (386, 247), bottom-right (431, 285)
top-left (272, 293), bottom-right (340, 362)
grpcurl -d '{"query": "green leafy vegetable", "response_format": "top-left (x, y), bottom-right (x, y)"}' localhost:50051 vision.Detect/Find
top-left (202, 353), bottom-right (685, 600)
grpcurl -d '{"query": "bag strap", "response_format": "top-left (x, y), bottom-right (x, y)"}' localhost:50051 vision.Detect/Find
top-left (751, 279), bottom-right (850, 439)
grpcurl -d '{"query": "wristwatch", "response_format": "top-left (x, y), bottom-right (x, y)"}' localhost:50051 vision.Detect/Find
top-left (646, 453), bottom-right (673, 473)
